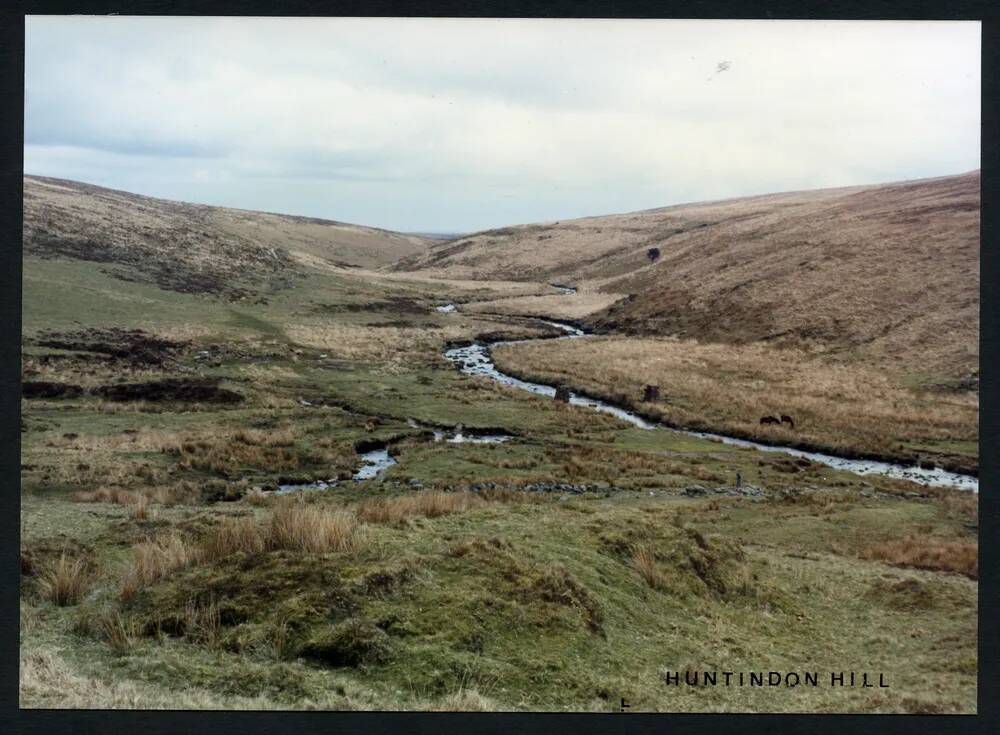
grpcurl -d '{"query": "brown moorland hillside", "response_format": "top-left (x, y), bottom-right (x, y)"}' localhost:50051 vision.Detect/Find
top-left (398, 172), bottom-right (980, 385)
top-left (24, 175), bottom-right (432, 298)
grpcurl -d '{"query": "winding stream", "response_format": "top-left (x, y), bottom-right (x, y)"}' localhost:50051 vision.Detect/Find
top-left (275, 447), bottom-right (398, 493)
top-left (443, 307), bottom-right (978, 492)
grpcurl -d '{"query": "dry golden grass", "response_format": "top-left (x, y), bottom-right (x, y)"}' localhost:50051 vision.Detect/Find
top-left (632, 544), bottom-right (670, 590)
top-left (200, 515), bottom-right (267, 558)
top-left (267, 503), bottom-right (363, 554)
top-left (71, 483), bottom-right (197, 508)
top-left (164, 427), bottom-right (351, 478)
top-left (402, 172), bottom-right (978, 384)
top-left (121, 535), bottom-right (199, 600)
top-left (284, 317), bottom-right (542, 364)
top-left (356, 491), bottom-right (486, 526)
top-left (95, 610), bottom-right (142, 656)
top-left (37, 554), bottom-right (92, 606)
top-left (460, 288), bottom-right (623, 320)
top-left (128, 495), bottom-right (152, 521)
top-left (72, 487), bottom-right (140, 505)
top-left (232, 428), bottom-right (297, 446)
top-left (24, 451), bottom-right (167, 490)
top-left (494, 335), bottom-right (977, 468)
top-left (120, 503), bottom-right (365, 599)
top-left (861, 536), bottom-right (978, 579)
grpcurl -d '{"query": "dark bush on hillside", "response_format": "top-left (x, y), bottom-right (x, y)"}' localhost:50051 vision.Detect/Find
top-left (92, 378), bottom-right (244, 404)
top-left (298, 618), bottom-right (392, 667)
top-left (22, 381), bottom-right (84, 399)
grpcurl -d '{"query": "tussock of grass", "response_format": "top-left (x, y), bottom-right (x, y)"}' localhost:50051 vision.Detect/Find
top-left (529, 562), bottom-right (605, 634)
top-left (37, 553), bottom-right (92, 606)
top-left (73, 609), bottom-right (143, 656)
top-left (268, 504), bottom-right (362, 554)
top-left (861, 536), bottom-right (977, 579)
top-left (299, 618), bottom-right (391, 667)
top-left (181, 599), bottom-right (223, 649)
top-left (72, 482), bottom-right (199, 508)
top-left (129, 494), bottom-right (152, 521)
top-left (597, 516), bottom-right (764, 603)
top-left (121, 503), bottom-right (365, 599)
top-left (356, 490), bottom-right (485, 525)
top-left (172, 437), bottom-right (318, 477)
top-left (865, 578), bottom-right (950, 612)
top-left (201, 516), bottom-right (267, 558)
top-left (633, 544), bottom-right (671, 590)
top-left (73, 487), bottom-right (140, 505)
top-left (121, 536), bottom-right (199, 600)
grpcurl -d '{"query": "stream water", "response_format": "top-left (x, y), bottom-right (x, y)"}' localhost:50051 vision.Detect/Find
top-left (275, 447), bottom-right (397, 493)
top-left (442, 307), bottom-right (978, 492)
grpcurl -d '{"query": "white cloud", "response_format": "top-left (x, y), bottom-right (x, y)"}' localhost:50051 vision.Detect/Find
top-left (25, 17), bottom-right (980, 232)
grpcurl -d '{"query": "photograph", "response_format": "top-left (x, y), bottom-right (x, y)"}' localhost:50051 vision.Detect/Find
top-left (18, 16), bottom-right (980, 713)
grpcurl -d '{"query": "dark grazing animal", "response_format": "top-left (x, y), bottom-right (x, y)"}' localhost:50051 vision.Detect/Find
top-left (643, 384), bottom-right (660, 402)
top-left (554, 386), bottom-right (571, 402)
top-left (780, 414), bottom-right (795, 429)
top-left (759, 415), bottom-right (780, 425)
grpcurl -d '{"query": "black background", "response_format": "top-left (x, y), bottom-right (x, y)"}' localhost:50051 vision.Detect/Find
top-left (1, 2), bottom-right (995, 734)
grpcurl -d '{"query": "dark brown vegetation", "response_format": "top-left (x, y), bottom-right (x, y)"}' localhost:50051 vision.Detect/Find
top-left (32, 328), bottom-right (188, 367)
top-left (91, 378), bottom-right (244, 404)
top-left (22, 381), bottom-right (84, 399)
top-left (24, 377), bottom-right (244, 404)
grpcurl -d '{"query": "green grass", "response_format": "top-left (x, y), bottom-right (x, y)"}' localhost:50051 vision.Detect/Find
top-left (21, 492), bottom-right (977, 712)
top-left (20, 254), bottom-right (978, 712)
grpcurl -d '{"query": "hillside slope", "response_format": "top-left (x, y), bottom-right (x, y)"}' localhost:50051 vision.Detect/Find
top-left (24, 176), bottom-right (432, 298)
top-left (399, 172), bottom-right (980, 384)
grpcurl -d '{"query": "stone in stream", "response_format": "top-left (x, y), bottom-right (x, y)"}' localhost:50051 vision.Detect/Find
top-left (554, 385), bottom-right (571, 402)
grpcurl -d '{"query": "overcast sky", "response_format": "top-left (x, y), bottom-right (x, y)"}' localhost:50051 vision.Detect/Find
top-left (25, 17), bottom-right (980, 233)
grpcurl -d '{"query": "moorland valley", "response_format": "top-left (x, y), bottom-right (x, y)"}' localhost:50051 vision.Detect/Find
top-left (20, 171), bottom-right (980, 712)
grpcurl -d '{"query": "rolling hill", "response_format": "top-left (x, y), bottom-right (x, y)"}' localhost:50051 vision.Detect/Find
top-left (398, 171), bottom-right (980, 385)
top-left (23, 175), bottom-right (433, 299)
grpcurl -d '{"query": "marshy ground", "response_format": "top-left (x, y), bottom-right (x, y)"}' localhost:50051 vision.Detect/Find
top-left (20, 254), bottom-right (978, 713)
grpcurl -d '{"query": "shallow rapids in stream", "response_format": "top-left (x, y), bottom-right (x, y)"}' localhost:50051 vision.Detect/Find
top-left (442, 308), bottom-right (978, 492)
top-left (275, 447), bottom-right (398, 494)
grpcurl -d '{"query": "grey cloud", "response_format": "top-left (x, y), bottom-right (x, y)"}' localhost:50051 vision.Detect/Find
top-left (24, 17), bottom-right (980, 232)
